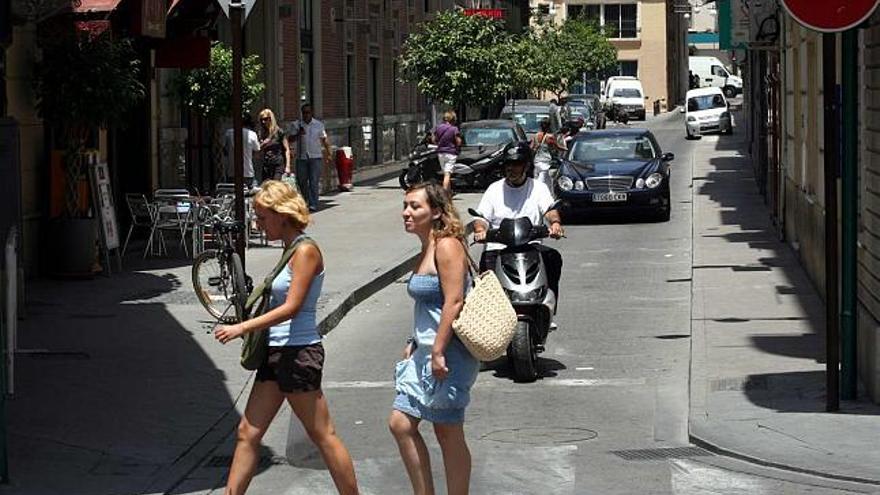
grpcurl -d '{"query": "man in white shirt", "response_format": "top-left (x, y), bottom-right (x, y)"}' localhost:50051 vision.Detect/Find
top-left (473, 142), bottom-right (564, 300)
top-left (223, 113), bottom-right (260, 188)
top-left (288, 103), bottom-right (332, 212)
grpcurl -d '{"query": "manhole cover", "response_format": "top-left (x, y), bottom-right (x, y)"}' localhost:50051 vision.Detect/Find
top-left (481, 427), bottom-right (597, 445)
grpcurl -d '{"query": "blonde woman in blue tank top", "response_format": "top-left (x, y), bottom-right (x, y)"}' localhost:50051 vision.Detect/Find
top-left (390, 182), bottom-right (479, 495)
top-left (214, 181), bottom-right (359, 495)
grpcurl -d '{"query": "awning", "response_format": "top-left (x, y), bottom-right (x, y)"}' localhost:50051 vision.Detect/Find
top-left (72, 0), bottom-right (122, 13)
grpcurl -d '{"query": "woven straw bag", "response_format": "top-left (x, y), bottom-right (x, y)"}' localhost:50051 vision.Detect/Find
top-left (453, 249), bottom-right (518, 361)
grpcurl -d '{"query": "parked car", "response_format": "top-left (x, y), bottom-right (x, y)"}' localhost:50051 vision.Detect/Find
top-left (562, 102), bottom-right (596, 131)
top-left (685, 87), bottom-right (733, 138)
top-left (500, 99), bottom-right (560, 141)
top-left (554, 128), bottom-right (673, 221)
top-left (689, 56), bottom-right (743, 98)
top-left (563, 93), bottom-right (606, 129)
top-left (601, 77), bottom-right (647, 121)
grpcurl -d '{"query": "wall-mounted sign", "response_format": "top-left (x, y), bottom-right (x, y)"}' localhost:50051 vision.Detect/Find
top-left (134, 0), bottom-right (166, 38)
top-left (463, 8), bottom-right (504, 19)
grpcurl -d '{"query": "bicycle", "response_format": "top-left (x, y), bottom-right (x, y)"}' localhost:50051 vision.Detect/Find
top-left (192, 216), bottom-right (252, 323)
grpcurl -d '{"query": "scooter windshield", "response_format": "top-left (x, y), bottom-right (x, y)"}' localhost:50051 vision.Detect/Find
top-left (496, 217), bottom-right (534, 247)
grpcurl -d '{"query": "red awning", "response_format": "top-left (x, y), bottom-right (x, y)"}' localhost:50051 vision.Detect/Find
top-left (72, 0), bottom-right (122, 13)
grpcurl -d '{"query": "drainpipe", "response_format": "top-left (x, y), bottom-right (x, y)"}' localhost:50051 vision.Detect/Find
top-left (823, 33), bottom-right (839, 411)
top-left (840, 30), bottom-right (858, 401)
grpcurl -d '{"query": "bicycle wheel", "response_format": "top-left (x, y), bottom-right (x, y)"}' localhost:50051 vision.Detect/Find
top-left (192, 250), bottom-right (247, 323)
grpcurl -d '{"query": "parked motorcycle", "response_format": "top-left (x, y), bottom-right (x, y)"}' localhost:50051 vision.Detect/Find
top-left (469, 210), bottom-right (559, 382)
top-left (605, 103), bottom-right (630, 125)
top-left (398, 140), bottom-right (514, 191)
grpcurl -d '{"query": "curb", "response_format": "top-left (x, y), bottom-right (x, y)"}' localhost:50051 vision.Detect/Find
top-left (689, 434), bottom-right (880, 487)
top-left (150, 247), bottom-right (421, 494)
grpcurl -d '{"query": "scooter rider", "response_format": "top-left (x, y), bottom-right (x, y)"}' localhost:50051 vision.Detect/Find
top-left (472, 142), bottom-right (564, 302)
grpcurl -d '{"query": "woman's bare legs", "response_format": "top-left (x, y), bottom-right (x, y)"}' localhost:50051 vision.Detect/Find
top-left (389, 410), bottom-right (435, 495)
top-left (224, 380), bottom-right (285, 495)
top-left (288, 390), bottom-right (359, 495)
top-left (434, 423), bottom-right (470, 495)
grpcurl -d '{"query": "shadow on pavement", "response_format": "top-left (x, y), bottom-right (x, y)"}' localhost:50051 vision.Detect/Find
top-left (5, 269), bottom-right (266, 494)
top-left (482, 356), bottom-right (567, 381)
top-left (743, 371), bottom-right (880, 416)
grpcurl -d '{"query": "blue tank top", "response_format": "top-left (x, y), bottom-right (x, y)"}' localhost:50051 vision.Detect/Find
top-left (267, 240), bottom-right (324, 346)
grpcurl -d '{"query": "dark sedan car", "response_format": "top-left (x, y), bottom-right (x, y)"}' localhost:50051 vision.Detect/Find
top-left (554, 129), bottom-right (673, 221)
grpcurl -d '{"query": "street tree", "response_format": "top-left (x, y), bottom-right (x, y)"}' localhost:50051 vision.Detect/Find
top-left (175, 44), bottom-right (265, 121)
top-left (174, 44), bottom-right (265, 179)
top-left (398, 10), bottom-right (513, 112)
top-left (514, 16), bottom-right (617, 99)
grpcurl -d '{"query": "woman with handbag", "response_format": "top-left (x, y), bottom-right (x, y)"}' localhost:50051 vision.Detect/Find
top-left (257, 108), bottom-right (291, 181)
top-left (390, 182), bottom-right (479, 495)
top-left (214, 180), bottom-right (359, 495)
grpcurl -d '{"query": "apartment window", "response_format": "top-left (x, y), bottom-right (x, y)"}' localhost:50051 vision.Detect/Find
top-left (568, 4), bottom-right (600, 23)
top-left (300, 0), bottom-right (313, 32)
top-left (300, 52), bottom-right (313, 103)
top-left (617, 60), bottom-right (638, 77)
top-left (604, 4), bottom-right (637, 38)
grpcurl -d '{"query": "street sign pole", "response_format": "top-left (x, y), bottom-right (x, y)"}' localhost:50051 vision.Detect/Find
top-left (822, 33), bottom-right (839, 412)
top-left (230, 1), bottom-right (245, 268)
top-left (841, 29), bottom-right (858, 400)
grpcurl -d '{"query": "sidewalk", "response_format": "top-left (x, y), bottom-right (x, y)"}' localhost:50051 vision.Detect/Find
top-left (689, 127), bottom-right (880, 486)
top-left (1, 175), bottom-right (478, 495)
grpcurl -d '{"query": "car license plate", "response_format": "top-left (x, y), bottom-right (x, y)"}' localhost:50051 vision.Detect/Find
top-left (593, 192), bottom-right (627, 202)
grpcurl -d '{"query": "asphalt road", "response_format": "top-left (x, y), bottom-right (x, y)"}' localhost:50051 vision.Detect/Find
top-left (232, 106), bottom-right (871, 494)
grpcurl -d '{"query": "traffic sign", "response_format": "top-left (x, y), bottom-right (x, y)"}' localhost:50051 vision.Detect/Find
top-left (781, 0), bottom-right (879, 32)
top-left (219, 0), bottom-right (257, 21)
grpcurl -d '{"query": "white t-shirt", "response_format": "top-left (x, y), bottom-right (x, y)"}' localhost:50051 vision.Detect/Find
top-left (475, 178), bottom-right (555, 251)
top-left (223, 128), bottom-right (260, 178)
top-left (288, 118), bottom-right (328, 159)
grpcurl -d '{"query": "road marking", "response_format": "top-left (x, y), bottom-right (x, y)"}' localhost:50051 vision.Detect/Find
top-left (575, 367), bottom-right (594, 371)
top-left (322, 377), bottom-right (646, 389)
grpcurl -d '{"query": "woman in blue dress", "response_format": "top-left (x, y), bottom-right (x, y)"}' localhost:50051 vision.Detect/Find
top-left (390, 182), bottom-right (480, 495)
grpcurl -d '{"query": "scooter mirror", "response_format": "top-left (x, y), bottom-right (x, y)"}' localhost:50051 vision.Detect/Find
top-left (467, 208), bottom-right (485, 219)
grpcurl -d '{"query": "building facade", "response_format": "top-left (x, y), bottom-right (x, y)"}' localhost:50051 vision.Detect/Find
top-left (533, 0), bottom-right (689, 109)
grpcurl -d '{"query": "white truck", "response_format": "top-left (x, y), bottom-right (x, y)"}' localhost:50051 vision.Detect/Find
top-left (601, 76), bottom-right (647, 121)
top-left (689, 56), bottom-right (743, 98)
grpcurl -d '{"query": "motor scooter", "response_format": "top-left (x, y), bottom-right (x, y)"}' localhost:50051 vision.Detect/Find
top-left (469, 211), bottom-right (559, 382)
top-left (399, 140), bottom-right (514, 191)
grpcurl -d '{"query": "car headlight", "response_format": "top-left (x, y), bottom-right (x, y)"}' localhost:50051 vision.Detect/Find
top-left (687, 116), bottom-right (696, 122)
top-left (574, 180), bottom-right (585, 191)
top-left (645, 173), bottom-right (663, 189)
top-left (635, 178), bottom-right (646, 189)
top-left (557, 176), bottom-right (574, 191)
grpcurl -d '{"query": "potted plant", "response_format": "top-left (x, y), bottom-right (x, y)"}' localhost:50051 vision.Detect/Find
top-left (34, 28), bottom-right (145, 274)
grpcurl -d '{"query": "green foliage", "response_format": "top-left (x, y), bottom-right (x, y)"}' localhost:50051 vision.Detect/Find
top-left (175, 44), bottom-right (266, 120)
top-left (34, 32), bottom-right (146, 138)
top-left (399, 10), bottom-right (513, 109)
top-left (513, 16), bottom-right (618, 98)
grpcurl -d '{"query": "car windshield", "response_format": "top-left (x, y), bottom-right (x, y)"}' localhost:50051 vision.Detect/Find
top-left (569, 135), bottom-right (657, 162)
top-left (566, 105), bottom-right (592, 119)
top-left (504, 112), bottom-right (550, 133)
top-left (688, 94), bottom-right (726, 111)
top-left (613, 88), bottom-right (642, 98)
top-left (462, 127), bottom-right (516, 146)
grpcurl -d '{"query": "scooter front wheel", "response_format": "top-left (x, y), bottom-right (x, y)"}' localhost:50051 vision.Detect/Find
top-left (508, 320), bottom-right (538, 382)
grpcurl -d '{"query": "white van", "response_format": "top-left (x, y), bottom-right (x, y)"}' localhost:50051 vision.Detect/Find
top-left (685, 86), bottom-right (732, 138)
top-left (689, 56), bottom-right (743, 98)
top-left (602, 76), bottom-right (646, 120)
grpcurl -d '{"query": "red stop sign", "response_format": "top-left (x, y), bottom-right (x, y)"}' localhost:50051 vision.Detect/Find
top-left (782, 0), bottom-right (880, 32)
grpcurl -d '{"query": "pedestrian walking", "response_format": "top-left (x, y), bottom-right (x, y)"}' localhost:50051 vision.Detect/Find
top-left (390, 182), bottom-right (479, 495)
top-left (223, 113), bottom-right (260, 188)
top-left (258, 108), bottom-right (290, 182)
top-left (432, 111), bottom-right (462, 192)
top-left (289, 103), bottom-right (332, 212)
top-left (213, 180), bottom-right (359, 495)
